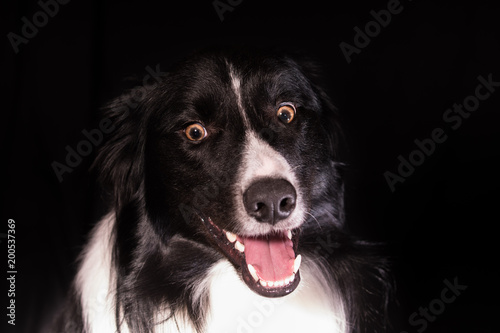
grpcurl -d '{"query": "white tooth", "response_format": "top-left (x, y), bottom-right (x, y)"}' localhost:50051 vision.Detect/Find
top-left (277, 280), bottom-right (284, 287)
top-left (235, 240), bottom-right (245, 252)
top-left (260, 280), bottom-right (267, 287)
top-left (293, 255), bottom-right (302, 274)
top-left (225, 231), bottom-right (237, 243)
top-left (267, 281), bottom-right (274, 287)
top-left (287, 230), bottom-right (292, 240)
top-left (247, 264), bottom-right (259, 282)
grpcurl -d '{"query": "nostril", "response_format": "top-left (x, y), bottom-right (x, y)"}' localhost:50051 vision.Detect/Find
top-left (279, 197), bottom-right (295, 211)
top-left (283, 195), bottom-right (295, 206)
top-left (276, 195), bottom-right (295, 220)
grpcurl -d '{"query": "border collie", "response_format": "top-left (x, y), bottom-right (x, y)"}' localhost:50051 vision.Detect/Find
top-left (54, 47), bottom-right (391, 333)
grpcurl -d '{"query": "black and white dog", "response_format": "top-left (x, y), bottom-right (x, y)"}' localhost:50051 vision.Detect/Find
top-left (55, 47), bottom-right (391, 333)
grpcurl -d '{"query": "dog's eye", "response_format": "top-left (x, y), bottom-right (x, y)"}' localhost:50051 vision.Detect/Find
top-left (277, 103), bottom-right (296, 124)
top-left (184, 123), bottom-right (207, 141)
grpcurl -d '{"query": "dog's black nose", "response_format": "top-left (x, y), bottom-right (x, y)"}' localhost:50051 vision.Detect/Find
top-left (243, 178), bottom-right (296, 225)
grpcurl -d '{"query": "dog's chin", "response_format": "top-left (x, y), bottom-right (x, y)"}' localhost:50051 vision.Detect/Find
top-left (199, 214), bottom-right (302, 298)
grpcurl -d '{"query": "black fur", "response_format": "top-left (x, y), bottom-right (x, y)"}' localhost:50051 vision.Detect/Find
top-left (54, 47), bottom-right (391, 333)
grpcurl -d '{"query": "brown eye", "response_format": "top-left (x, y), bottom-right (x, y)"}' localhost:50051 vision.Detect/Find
top-left (277, 103), bottom-right (296, 124)
top-left (184, 123), bottom-right (207, 141)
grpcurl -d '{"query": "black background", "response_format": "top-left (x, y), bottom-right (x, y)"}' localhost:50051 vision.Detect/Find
top-left (2, 0), bottom-right (499, 332)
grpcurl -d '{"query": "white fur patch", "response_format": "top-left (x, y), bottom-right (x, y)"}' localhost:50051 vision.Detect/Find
top-left (229, 66), bottom-right (250, 128)
top-left (203, 259), bottom-right (347, 333)
top-left (234, 131), bottom-right (306, 235)
top-left (75, 213), bottom-right (127, 333)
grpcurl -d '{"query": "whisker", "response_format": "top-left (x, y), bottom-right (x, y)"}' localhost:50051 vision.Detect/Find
top-left (305, 211), bottom-right (322, 230)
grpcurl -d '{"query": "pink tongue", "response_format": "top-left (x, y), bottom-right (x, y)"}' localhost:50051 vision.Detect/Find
top-left (243, 232), bottom-right (295, 282)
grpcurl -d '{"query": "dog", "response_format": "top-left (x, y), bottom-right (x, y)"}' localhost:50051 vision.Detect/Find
top-left (54, 47), bottom-right (391, 333)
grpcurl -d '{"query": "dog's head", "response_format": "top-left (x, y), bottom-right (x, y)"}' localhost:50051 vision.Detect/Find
top-left (97, 48), bottom-right (344, 297)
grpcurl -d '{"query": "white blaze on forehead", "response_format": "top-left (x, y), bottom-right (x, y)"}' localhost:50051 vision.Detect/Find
top-left (228, 65), bottom-right (293, 188)
top-left (228, 65), bottom-right (250, 128)
top-left (227, 63), bottom-right (306, 234)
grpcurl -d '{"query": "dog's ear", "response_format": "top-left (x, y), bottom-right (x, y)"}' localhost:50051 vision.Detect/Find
top-left (92, 87), bottom-right (151, 208)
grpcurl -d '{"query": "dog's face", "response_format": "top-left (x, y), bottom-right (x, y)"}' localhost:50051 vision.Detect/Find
top-left (102, 49), bottom-right (343, 298)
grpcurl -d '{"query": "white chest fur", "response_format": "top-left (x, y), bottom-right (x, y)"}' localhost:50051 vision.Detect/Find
top-left (201, 260), bottom-right (347, 333)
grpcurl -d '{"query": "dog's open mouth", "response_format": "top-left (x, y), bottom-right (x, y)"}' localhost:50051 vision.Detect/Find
top-left (200, 215), bottom-right (301, 297)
